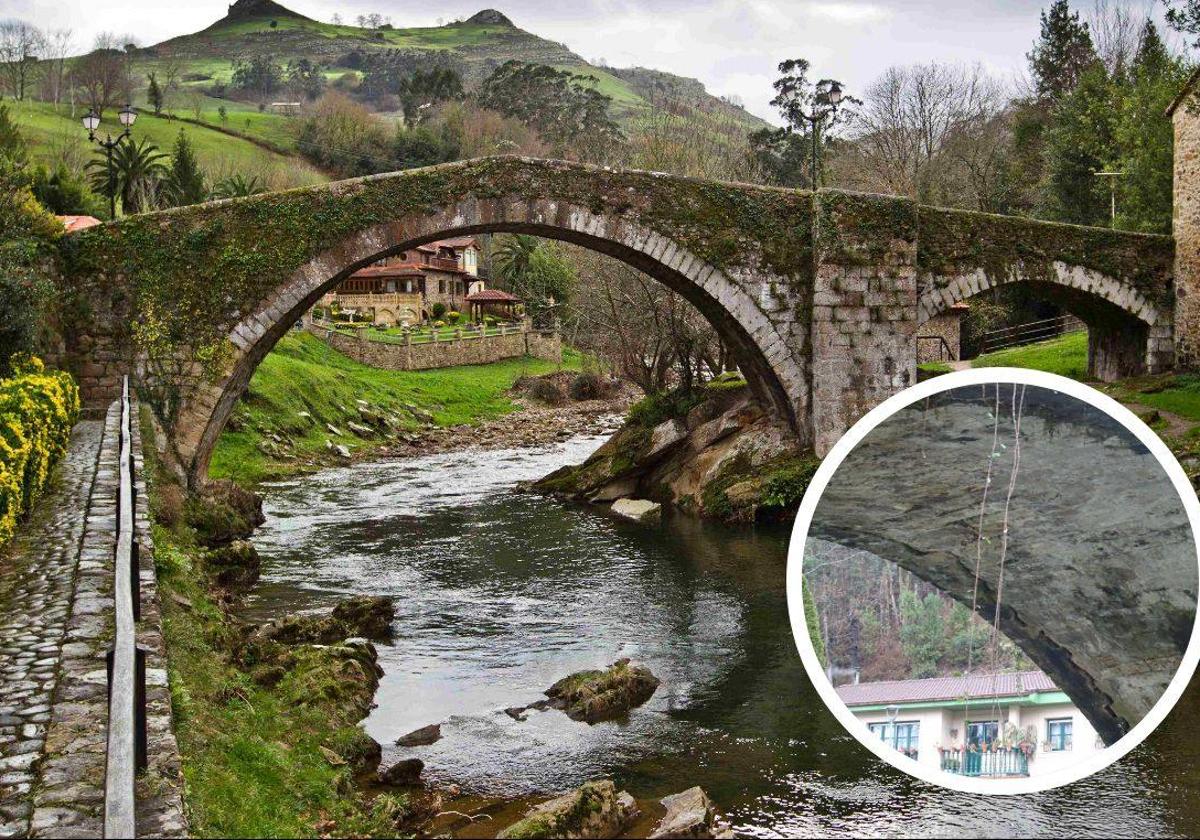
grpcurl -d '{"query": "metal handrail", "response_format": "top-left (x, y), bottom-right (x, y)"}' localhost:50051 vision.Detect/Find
top-left (917, 334), bottom-right (957, 362)
top-left (104, 376), bottom-right (143, 838)
top-left (980, 314), bottom-right (1085, 353)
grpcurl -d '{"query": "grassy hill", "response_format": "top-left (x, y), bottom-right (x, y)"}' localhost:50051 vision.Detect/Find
top-left (134, 1), bottom-right (770, 131)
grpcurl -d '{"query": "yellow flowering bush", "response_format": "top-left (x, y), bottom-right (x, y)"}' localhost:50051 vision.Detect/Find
top-left (0, 354), bottom-right (80, 547)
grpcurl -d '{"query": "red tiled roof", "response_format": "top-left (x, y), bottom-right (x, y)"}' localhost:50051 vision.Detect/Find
top-left (466, 289), bottom-right (521, 302)
top-left (835, 670), bottom-right (1058, 707)
top-left (58, 215), bottom-right (101, 233)
top-left (351, 264), bottom-right (426, 278)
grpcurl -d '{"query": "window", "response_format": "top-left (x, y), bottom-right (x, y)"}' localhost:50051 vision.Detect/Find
top-left (1047, 718), bottom-right (1073, 751)
top-left (966, 720), bottom-right (999, 747)
top-left (868, 721), bottom-right (920, 759)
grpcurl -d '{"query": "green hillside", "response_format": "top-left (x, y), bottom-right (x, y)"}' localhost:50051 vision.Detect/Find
top-left (134, 1), bottom-right (769, 131)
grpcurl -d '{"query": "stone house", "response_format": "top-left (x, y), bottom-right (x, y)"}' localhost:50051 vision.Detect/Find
top-left (319, 236), bottom-right (505, 326)
top-left (836, 670), bottom-right (1101, 779)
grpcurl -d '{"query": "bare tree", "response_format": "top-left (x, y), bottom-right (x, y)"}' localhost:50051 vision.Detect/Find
top-left (1088, 0), bottom-right (1148, 77)
top-left (36, 27), bottom-right (72, 109)
top-left (73, 33), bottom-right (132, 117)
top-left (832, 62), bottom-right (1012, 209)
top-left (0, 20), bottom-right (45, 101)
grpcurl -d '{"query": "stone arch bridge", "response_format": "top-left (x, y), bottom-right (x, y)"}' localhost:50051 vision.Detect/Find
top-left (55, 157), bottom-right (1175, 484)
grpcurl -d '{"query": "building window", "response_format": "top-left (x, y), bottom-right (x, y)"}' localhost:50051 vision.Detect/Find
top-left (1047, 718), bottom-right (1073, 751)
top-left (966, 720), bottom-right (999, 747)
top-left (868, 721), bottom-right (920, 759)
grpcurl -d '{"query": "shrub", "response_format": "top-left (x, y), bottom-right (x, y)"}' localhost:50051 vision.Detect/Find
top-left (0, 355), bottom-right (81, 547)
top-left (430, 302), bottom-right (447, 319)
top-left (568, 372), bottom-right (607, 401)
top-left (528, 378), bottom-right (566, 405)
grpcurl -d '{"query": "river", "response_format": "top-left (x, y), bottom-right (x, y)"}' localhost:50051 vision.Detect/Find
top-left (243, 430), bottom-right (1200, 838)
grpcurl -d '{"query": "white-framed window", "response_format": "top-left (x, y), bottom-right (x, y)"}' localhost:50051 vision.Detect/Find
top-left (868, 721), bottom-right (920, 758)
top-left (1047, 718), bottom-right (1073, 751)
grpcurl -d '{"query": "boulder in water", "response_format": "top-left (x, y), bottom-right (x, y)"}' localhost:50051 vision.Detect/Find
top-left (395, 723), bottom-right (441, 747)
top-left (498, 779), bottom-right (638, 839)
top-left (545, 658), bottom-right (659, 723)
top-left (649, 786), bottom-right (734, 839)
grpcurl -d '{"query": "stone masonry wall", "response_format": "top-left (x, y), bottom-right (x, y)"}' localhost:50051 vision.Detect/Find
top-left (810, 193), bottom-right (920, 455)
top-left (915, 311), bottom-right (963, 363)
top-left (1174, 95), bottom-right (1200, 367)
top-left (306, 322), bottom-right (562, 370)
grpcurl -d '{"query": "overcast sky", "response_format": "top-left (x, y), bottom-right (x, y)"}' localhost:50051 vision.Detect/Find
top-left (3, 0), bottom-right (1187, 122)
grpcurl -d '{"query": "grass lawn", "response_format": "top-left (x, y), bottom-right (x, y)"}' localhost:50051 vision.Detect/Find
top-left (971, 330), bottom-right (1089, 379)
top-left (7, 99), bottom-right (325, 190)
top-left (209, 331), bottom-right (581, 485)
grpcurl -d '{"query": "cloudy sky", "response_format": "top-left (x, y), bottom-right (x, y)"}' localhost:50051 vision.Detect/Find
top-left (4, 0), bottom-right (1186, 122)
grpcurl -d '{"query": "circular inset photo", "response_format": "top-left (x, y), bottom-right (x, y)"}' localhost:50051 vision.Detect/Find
top-left (787, 368), bottom-right (1200, 794)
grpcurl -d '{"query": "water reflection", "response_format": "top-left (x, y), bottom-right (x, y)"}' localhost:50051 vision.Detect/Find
top-left (245, 433), bottom-right (1199, 837)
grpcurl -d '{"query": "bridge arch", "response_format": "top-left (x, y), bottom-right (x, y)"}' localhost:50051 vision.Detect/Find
top-left (174, 194), bottom-right (808, 485)
top-left (918, 260), bottom-right (1174, 378)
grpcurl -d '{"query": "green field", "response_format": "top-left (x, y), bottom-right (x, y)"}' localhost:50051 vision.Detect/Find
top-left (971, 330), bottom-right (1089, 379)
top-left (209, 331), bottom-right (580, 485)
top-left (7, 99), bottom-right (325, 190)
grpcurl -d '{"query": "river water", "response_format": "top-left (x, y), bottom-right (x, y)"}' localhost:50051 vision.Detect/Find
top-left (244, 431), bottom-right (1200, 838)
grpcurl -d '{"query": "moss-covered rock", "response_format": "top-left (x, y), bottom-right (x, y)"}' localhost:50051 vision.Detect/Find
top-left (204, 539), bottom-right (261, 588)
top-left (253, 595), bottom-right (396, 646)
top-left (184, 479), bottom-right (265, 547)
top-left (498, 779), bottom-right (638, 839)
top-left (545, 658), bottom-right (659, 723)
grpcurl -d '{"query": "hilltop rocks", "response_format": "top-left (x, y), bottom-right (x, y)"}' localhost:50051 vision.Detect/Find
top-left (544, 658), bottom-right (659, 723)
top-left (649, 787), bottom-right (734, 839)
top-left (498, 780), bottom-right (639, 839)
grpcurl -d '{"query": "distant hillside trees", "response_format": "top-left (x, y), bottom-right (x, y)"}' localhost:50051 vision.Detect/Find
top-left (0, 20), bottom-right (44, 101)
top-left (74, 34), bottom-right (132, 117)
top-left (477, 60), bottom-right (623, 158)
top-left (231, 55), bottom-right (284, 103)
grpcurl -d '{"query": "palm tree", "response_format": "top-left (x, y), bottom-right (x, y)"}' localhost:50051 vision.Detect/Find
top-left (491, 234), bottom-right (540, 286)
top-left (88, 137), bottom-right (168, 216)
top-left (211, 173), bottom-right (266, 199)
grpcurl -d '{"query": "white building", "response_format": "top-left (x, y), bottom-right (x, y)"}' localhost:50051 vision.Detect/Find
top-left (835, 670), bottom-right (1103, 778)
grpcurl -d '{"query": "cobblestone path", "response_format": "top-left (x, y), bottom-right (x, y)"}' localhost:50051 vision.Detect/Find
top-left (0, 422), bottom-right (102, 839)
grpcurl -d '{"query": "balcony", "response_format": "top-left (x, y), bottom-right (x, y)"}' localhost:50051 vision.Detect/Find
top-left (938, 747), bottom-right (1029, 778)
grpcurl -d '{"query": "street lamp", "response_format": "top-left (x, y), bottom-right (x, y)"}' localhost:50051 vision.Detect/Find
top-left (82, 104), bottom-right (138, 219)
top-left (799, 81), bottom-right (844, 190)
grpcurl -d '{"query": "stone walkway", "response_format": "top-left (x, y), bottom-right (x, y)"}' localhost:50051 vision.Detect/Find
top-left (0, 421), bottom-right (103, 839)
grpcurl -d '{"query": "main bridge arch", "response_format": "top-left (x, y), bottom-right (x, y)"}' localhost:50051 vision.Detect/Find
top-left (56, 158), bottom-right (1176, 486)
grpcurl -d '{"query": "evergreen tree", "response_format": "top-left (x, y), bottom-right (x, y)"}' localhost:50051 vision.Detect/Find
top-left (147, 72), bottom-right (163, 116)
top-left (1027, 1), bottom-right (1099, 102)
top-left (1040, 62), bottom-right (1116, 226)
top-left (165, 130), bottom-right (206, 207)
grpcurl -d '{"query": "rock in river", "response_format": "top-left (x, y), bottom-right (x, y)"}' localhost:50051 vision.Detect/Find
top-left (498, 779), bottom-right (639, 839)
top-left (544, 658), bottom-right (659, 723)
top-left (649, 786), bottom-right (734, 839)
top-left (396, 723), bottom-right (441, 747)
top-left (378, 757), bottom-right (424, 786)
top-left (611, 498), bottom-right (662, 523)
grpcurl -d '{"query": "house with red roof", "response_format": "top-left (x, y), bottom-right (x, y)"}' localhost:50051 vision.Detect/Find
top-left (835, 669), bottom-right (1101, 778)
top-left (320, 237), bottom-right (521, 326)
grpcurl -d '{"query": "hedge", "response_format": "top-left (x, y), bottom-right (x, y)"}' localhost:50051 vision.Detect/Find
top-left (0, 354), bottom-right (80, 547)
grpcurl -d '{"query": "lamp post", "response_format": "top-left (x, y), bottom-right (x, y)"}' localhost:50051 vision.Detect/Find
top-left (801, 82), bottom-right (844, 189)
top-left (82, 104), bottom-right (138, 219)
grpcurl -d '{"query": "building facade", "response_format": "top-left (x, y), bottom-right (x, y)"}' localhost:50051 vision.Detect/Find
top-left (319, 236), bottom-right (495, 326)
top-left (836, 670), bottom-right (1102, 779)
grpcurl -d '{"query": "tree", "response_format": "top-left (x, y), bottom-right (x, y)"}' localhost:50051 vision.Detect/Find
top-left (1027, 1), bottom-right (1099, 102)
top-left (1040, 61), bottom-right (1116, 226)
top-left (74, 34), bottom-right (131, 117)
top-left (748, 58), bottom-right (853, 188)
top-left (231, 55), bottom-right (283, 103)
top-left (1167, 0), bottom-right (1200, 45)
top-left (492, 235), bottom-right (575, 327)
top-left (898, 590), bottom-right (945, 679)
top-left (285, 58), bottom-right (325, 101)
top-left (39, 28), bottom-right (72, 109)
top-left (0, 103), bottom-right (27, 163)
top-left (477, 61), bottom-right (623, 159)
top-left (29, 162), bottom-right (104, 216)
top-left (0, 20), bottom-right (44, 102)
top-left (87, 136), bottom-right (168, 215)
top-left (147, 72), bottom-right (163, 115)
top-left (396, 67), bottom-right (463, 125)
top-left (165, 130), bottom-right (207, 207)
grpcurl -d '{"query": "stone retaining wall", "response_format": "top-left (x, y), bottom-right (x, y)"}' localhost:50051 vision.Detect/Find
top-left (306, 322), bottom-right (563, 371)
